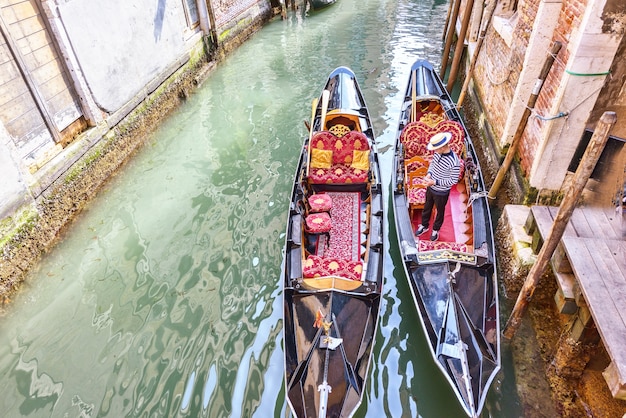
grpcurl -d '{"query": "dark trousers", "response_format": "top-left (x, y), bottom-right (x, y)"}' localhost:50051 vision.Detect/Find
top-left (420, 187), bottom-right (450, 231)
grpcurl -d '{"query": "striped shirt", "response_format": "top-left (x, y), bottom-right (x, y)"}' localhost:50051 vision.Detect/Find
top-left (428, 151), bottom-right (460, 195)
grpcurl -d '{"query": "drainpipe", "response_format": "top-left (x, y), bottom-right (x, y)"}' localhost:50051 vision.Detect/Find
top-left (196, 0), bottom-right (211, 35)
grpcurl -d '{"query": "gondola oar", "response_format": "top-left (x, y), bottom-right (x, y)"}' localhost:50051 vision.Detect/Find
top-left (306, 97), bottom-right (319, 178)
top-left (411, 69), bottom-right (417, 122)
top-left (320, 89), bottom-right (330, 131)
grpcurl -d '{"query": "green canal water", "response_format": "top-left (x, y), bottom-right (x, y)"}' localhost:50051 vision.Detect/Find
top-left (0, 0), bottom-right (522, 416)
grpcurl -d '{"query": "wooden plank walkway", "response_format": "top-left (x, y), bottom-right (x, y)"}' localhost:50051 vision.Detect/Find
top-left (529, 205), bottom-right (626, 399)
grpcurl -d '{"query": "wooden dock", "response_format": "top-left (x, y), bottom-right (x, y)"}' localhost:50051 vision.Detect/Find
top-left (526, 205), bottom-right (626, 399)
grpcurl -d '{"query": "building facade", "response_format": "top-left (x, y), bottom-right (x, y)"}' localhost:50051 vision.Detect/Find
top-left (0, 0), bottom-right (274, 221)
top-left (463, 0), bottom-right (625, 202)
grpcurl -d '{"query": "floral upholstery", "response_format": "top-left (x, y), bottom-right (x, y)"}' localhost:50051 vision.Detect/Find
top-left (308, 193), bottom-right (333, 213)
top-left (308, 130), bottom-right (370, 184)
top-left (418, 240), bottom-right (469, 253)
top-left (303, 255), bottom-right (363, 281)
top-left (400, 119), bottom-right (466, 159)
top-left (408, 186), bottom-right (427, 206)
top-left (405, 155), bottom-right (432, 172)
top-left (458, 158), bottom-right (466, 181)
top-left (305, 212), bottom-right (331, 233)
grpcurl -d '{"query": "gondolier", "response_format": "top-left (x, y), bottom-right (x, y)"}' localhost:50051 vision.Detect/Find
top-left (415, 132), bottom-right (461, 241)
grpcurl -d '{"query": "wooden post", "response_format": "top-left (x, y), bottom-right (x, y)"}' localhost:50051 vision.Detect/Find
top-left (502, 111), bottom-right (617, 340)
top-left (205, 0), bottom-right (219, 47)
top-left (440, 0), bottom-right (461, 79)
top-left (487, 41), bottom-right (562, 199)
top-left (446, 0), bottom-right (475, 92)
top-left (457, 0), bottom-right (497, 108)
top-left (442, 0), bottom-right (453, 41)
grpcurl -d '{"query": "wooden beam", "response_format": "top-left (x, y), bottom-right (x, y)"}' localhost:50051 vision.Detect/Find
top-left (503, 111), bottom-right (617, 339)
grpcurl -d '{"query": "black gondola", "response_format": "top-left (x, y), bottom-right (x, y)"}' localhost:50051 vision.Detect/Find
top-left (391, 59), bottom-right (500, 417)
top-left (282, 67), bottom-right (384, 418)
top-left (308, 0), bottom-right (338, 11)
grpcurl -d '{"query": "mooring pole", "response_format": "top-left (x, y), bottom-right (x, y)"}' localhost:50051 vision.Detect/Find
top-left (487, 41), bottom-right (562, 199)
top-left (446, 0), bottom-right (475, 92)
top-left (502, 111), bottom-right (617, 340)
top-left (440, 0), bottom-right (461, 79)
top-left (457, 0), bottom-right (497, 108)
top-left (442, 0), bottom-right (453, 42)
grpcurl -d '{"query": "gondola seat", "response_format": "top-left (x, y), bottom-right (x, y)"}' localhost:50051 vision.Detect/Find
top-left (303, 255), bottom-right (363, 281)
top-left (400, 119), bottom-right (465, 158)
top-left (308, 130), bottom-right (370, 184)
top-left (405, 166), bottom-right (429, 214)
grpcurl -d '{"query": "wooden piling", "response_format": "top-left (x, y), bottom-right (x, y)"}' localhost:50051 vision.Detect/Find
top-left (487, 41), bottom-right (562, 199)
top-left (457, 0), bottom-right (497, 108)
top-left (502, 111), bottom-right (618, 340)
top-left (446, 0), bottom-right (475, 92)
top-left (440, 0), bottom-right (461, 79)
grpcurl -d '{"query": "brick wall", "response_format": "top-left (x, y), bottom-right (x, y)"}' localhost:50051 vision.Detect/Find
top-left (473, 0), bottom-right (593, 178)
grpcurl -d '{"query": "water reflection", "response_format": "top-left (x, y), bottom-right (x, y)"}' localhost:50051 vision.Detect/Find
top-left (0, 0), bottom-right (518, 417)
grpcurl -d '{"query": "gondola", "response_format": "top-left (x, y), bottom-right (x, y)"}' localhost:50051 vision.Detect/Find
top-left (391, 59), bottom-right (500, 417)
top-left (308, 0), bottom-right (338, 11)
top-left (282, 67), bottom-right (384, 418)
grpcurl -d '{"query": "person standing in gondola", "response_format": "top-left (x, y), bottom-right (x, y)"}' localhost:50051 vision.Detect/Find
top-left (415, 132), bottom-right (461, 241)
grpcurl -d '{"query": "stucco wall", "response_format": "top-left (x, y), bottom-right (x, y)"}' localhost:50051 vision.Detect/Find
top-left (57, 0), bottom-right (196, 112)
top-left (0, 124), bottom-right (31, 221)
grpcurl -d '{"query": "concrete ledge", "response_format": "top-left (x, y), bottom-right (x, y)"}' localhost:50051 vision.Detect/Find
top-left (496, 205), bottom-right (536, 295)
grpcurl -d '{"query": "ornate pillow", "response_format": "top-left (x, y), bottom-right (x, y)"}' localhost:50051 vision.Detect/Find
top-left (351, 150), bottom-right (370, 170)
top-left (310, 148), bottom-right (332, 169)
top-left (309, 194), bottom-right (333, 212)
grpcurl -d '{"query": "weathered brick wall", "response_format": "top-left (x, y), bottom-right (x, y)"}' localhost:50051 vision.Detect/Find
top-left (472, 0), bottom-right (592, 178)
top-left (214, 0), bottom-right (264, 27)
top-left (521, 0), bottom-right (588, 177)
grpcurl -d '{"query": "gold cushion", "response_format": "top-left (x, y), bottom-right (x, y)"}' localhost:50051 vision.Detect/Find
top-left (351, 150), bottom-right (369, 170)
top-left (310, 148), bottom-right (332, 169)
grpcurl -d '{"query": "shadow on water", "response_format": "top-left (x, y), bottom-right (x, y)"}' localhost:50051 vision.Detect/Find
top-left (0, 0), bottom-right (523, 416)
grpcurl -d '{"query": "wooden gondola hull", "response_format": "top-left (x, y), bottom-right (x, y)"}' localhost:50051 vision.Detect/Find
top-left (282, 66), bottom-right (383, 418)
top-left (391, 60), bottom-right (500, 417)
top-left (308, 0), bottom-right (338, 11)
top-left (284, 288), bottom-right (380, 417)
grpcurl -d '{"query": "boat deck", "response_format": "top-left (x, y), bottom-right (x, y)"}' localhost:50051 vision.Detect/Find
top-left (527, 205), bottom-right (626, 399)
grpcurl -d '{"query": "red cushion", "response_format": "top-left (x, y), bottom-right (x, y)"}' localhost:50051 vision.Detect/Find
top-left (400, 120), bottom-right (465, 158)
top-left (311, 131), bottom-right (337, 151)
top-left (308, 166), bottom-right (369, 184)
top-left (305, 212), bottom-right (331, 233)
top-left (308, 193), bottom-right (333, 212)
top-left (303, 255), bottom-right (363, 281)
top-left (408, 187), bottom-right (427, 205)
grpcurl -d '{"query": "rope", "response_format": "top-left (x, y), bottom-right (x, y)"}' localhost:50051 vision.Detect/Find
top-left (468, 191), bottom-right (493, 206)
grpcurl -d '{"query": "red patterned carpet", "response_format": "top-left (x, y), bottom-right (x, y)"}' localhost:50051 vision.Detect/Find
top-left (325, 192), bottom-right (361, 261)
top-left (412, 185), bottom-right (471, 251)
